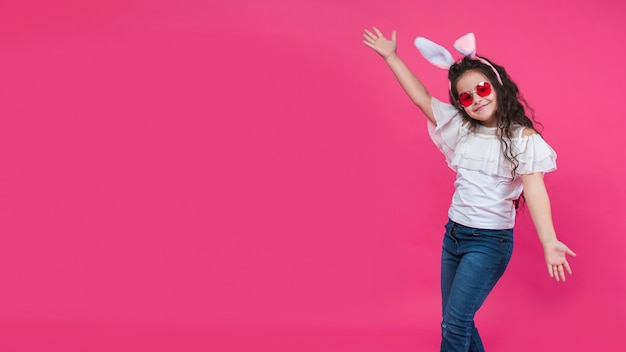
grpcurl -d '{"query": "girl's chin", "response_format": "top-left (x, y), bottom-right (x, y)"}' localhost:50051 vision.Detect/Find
top-left (472, 116), bottom-right (496, 126)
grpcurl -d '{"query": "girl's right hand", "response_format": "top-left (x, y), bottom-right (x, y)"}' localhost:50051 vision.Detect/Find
top-left (543, 240), bottom-right (576, 282)
top-left (363, 27), bottom-right (397, 59)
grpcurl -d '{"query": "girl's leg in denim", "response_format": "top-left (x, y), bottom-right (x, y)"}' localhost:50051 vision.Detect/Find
top-left (440, 221), bottom-right (513, 352)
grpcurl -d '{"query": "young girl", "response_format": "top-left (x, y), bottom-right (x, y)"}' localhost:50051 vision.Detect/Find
top-left (363, 27), bottom-right (576, 352)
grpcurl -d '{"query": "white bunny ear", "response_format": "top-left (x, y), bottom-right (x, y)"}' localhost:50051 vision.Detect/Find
top-left (453, 33), bottom-right (476, 57)
top-left (414, 37), bottom-right (454, 69)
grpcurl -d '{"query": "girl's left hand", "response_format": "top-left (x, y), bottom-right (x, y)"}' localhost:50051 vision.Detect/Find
top-left (543, 240), bottom-right (576, 282)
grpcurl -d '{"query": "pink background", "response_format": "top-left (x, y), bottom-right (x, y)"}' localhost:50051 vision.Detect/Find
top-left (1, 0), bottom-right (625, 351)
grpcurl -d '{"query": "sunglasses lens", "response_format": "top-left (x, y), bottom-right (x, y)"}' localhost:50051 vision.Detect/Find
top-left (476, 82), bottom-right (491, 97)
top-left (459, 92), bottom-right (473, 107)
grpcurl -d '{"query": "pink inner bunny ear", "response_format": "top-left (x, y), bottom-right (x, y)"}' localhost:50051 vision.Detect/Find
top-left (414, 37), bottom-right (454, 69)
top-left (453, 33), bottom-right (476, 57)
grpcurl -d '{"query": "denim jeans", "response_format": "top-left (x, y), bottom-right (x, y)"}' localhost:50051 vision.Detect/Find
top-left (440, 219), bottom-right (514, 352)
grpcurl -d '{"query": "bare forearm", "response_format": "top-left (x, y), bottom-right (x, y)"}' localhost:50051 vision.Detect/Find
top-left (527, 191), bottom-right (557, 244)
top-left (522, 174), bottom-right (558, 245)
top-left (363, 28), bottom-right (435, 122)
top-left (384, 53), bottom-right (434, 123)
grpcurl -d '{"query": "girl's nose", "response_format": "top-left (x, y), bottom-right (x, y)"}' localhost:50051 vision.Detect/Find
top-left (471, 92), bottom-right (483, 104)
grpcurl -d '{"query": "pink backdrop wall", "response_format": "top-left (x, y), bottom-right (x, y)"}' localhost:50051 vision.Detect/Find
top-left (1, 0), bottom-right (624, 351)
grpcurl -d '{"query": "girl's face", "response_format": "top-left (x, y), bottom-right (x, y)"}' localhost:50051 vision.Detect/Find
top-left (456, 70), bottom-right (498, 127)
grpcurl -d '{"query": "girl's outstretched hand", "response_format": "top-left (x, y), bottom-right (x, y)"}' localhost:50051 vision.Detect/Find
top-left (543, 240), bottom-right (576, 282)
top-left (363, 27), bottom-right (396, 59)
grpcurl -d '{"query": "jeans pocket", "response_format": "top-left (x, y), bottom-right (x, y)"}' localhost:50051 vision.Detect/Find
top-left (471, 228), bottom-right (514, 258)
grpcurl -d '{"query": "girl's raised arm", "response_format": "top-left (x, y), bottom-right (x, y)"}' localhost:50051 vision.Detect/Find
top-left (363, 27), bottom-right (435, 124)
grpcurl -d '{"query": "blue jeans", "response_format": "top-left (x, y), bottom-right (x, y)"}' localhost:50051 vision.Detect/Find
top-left (440, 219), bottom-right (513, 352)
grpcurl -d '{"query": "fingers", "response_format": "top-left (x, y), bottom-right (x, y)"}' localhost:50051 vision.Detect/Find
top-left (362, 30), bottom-right (377, 49)
top-left (362, 27), bottom-right (397, 58)
top-left (557, 265), bottom-right (565, 281)
top-left (547, 264), bottom-right (554, 279)
top-left (544, 241), bottom-right (576, 282)
top-left (550, 265), bottom-right (564, 282)
top-left (549, 263), bottom-right (572, 282)
top-left (552, 265), bottom-right (560, 281)
top-left (563, 261), bottom-right (573, 275)
top-left (363, 27), bottom-right (394, 42)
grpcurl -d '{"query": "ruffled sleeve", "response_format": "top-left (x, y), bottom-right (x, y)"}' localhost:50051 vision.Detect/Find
top-left (444, 130), bottom-right (557, 177)
top-left (426, 97), bottom-right (557, 176)
top-left (427, 97), bottom-right (468, 169)
top-left (513, 134), bottom-right (557, 174)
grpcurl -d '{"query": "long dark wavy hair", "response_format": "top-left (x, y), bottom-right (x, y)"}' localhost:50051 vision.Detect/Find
top-left (448, 56), bottom-right (541, 181)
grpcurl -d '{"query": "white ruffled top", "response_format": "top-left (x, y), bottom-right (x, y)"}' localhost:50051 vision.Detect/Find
top-left (428, 98), bottom-right (557, 230)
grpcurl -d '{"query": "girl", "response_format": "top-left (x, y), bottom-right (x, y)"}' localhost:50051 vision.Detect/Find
top-left (362, 27), bottom-right (576, 352)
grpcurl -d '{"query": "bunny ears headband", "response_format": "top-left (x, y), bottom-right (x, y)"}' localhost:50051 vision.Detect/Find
top-left (414, 33), bottom-right (503, 85)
